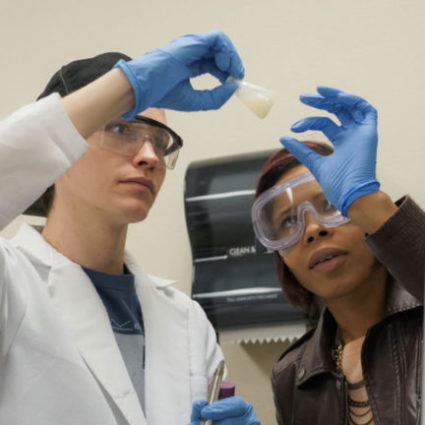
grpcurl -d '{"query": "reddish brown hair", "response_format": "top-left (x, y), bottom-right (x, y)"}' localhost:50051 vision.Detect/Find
top-left (255, 142), bottom-right (333, 318)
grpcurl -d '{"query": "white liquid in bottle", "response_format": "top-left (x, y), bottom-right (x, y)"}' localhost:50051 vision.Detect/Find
top-left (228, 77), bottom-right (276, 119)
top-left (236, 90), bottom-right (275, 119)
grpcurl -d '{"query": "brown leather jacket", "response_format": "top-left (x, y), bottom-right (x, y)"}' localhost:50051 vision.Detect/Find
top-left (271, 197), bottom-right (425, 425)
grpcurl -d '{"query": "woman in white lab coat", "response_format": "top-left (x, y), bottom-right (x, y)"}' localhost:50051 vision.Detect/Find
top-left (0, 32), bottom-right (259, 425)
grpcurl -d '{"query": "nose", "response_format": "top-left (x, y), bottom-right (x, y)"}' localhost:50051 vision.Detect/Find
top-left (301, 211), bottom-right (331, 245)
top-left (131, 138), bottom-right (160, 168)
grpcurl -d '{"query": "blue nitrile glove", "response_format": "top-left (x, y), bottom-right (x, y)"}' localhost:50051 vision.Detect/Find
top-left (189, 397), bottom-right (260, 425)
top-left (114, 31), bottom-right (245, 119)
top-left (279, 86), bottom-right (380, 216)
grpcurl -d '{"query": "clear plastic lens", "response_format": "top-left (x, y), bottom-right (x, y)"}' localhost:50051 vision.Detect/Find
top-left (252, 172), bottom-right (350, 251)
top-left (228, 77), bottom-right (276, 119)
top-left (97, 119), bottom-right (181, 169)
top-left (103, 121), bottom-right (173, 156)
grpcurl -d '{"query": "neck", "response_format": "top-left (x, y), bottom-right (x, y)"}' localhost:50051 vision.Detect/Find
top-left (326, 265), bottom-right (387, 344)
top-left (42, 197), bottom-right (127, 275)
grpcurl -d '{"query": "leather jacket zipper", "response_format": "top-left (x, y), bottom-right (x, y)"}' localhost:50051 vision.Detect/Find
top-left (415, 332), bottom-right (423, 425)
top-left (335, 372), bottom-right (348, 425)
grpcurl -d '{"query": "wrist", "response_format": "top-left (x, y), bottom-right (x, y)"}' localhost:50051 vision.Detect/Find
top-left (113, 60), bottom-right (143, 119)
top-left (346, 191), bottom-right (398, 234)
top-left (60, 68), bottom-right (134, 137)
top-left (104, 68), bottom-right (135, 117)
top-left (339, 180), bottom-right (380, 217)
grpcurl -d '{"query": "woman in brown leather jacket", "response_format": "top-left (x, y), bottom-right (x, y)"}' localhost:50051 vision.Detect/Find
top-left (252, 87), bottom-right (424, 425)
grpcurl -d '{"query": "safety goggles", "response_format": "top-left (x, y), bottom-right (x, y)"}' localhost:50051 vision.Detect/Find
top-left (94, 116), bottom-right (183, 169)
top-left (252, 172), bottom-right (350, 254)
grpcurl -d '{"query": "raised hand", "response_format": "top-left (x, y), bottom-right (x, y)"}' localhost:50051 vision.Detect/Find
top-left (279, 86), bottom-right (380, 216)
top-left (114, 31), bottom-right (245, 118)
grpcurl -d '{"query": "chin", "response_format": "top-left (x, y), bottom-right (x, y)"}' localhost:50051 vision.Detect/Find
top-left (112, 202), bottom-right (151, 224)
top-left (124, 209), bottom-right (149, 223)
top-left (322, 282), bottom-right (363, 302)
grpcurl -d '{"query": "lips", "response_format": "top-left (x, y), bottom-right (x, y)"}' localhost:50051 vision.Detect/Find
top-left (308, 247), bottom-right (348, 270)
top-left (120, 177), bottom-right (155, 194)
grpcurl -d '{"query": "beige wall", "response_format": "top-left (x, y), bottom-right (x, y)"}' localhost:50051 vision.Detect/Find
top-left (2, 1), bottom-right (425, 424)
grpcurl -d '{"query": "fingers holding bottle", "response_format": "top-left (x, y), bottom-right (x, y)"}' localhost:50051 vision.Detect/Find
top-left (163, 30), bottom-right (244, 82)
top-left (114, 30), bottom-right (244, 117)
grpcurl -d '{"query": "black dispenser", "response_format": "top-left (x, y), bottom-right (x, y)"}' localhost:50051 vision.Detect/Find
top-left (184, 150), bottom-right (306, 330)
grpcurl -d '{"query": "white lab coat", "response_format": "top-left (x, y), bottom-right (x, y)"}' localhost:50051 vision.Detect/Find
top-left (0, 95), bottom-right (223, 425)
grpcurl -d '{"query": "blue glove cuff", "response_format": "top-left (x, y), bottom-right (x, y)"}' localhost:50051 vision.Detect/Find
top-left (340, 180), bottom-right (380, 217)
top-left (113, 59), bottom-right (144, 120)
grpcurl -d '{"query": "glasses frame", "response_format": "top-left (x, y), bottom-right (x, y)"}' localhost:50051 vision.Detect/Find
top-left (132, 115), bottom-right (183, 155)
top-left (133, 116), bottom-right (183, 169)
top-left (251, 171), bottom-right (350, 252)
top-left (97, 115), bottom-right (183, 170)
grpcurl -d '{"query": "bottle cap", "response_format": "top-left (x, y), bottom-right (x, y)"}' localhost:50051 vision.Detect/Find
top-left (219, 381), bottom-right (235, 399)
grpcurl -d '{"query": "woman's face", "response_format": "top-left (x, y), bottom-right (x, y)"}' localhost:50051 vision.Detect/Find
top-left (277, 165), bottom-right (384, 302)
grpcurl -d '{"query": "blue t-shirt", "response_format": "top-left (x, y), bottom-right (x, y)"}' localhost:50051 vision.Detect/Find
top-left (83, 266), bottom-right (145, 412)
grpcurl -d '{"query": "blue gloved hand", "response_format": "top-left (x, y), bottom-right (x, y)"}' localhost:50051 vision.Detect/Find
top-left (189, 397), bottom-right (260, 425)
top-left (114, 31), bottom-right (245, 118)
top-left (279, 86), bottom-right (380, 216)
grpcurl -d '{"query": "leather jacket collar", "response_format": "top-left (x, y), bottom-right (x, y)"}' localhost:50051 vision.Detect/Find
top-left (295, 278), bottom-right (421, 387)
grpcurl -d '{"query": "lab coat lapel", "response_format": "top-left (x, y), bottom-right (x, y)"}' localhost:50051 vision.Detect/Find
top-left (48, 263), bottom-right (147, 425)
top-left (127, 257), bottom-right (192, 425)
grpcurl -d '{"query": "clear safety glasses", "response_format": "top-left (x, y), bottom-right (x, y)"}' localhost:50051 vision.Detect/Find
top-left (94, 116), bottom-right (183, 169)
top-left (252, 172), bottom-right (350, 254)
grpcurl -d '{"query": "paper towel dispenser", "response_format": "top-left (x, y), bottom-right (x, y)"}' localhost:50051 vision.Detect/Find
top-left (184, 150), bottom-right (306, 330)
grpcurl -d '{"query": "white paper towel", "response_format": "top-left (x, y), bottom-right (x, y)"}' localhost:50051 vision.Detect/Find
top-left (219, 322), bottom-right (307, 344)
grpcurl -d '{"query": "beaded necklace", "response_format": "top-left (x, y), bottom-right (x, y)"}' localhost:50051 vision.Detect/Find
top-left (334, 336), bottom-right (374, 425)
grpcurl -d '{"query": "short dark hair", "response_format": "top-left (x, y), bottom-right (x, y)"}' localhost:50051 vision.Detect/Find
top-left (254, 141), bottom-right (333, 318)
top-left (25, 52), bottom-right (132, 217)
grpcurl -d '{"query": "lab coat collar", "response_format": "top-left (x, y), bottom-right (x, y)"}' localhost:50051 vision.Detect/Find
top-left (13, 223), bottom-right (176, 289)
top-left (12, 223), bottom-right (68, 267)
top-left (124, 251), bottom-right (176, 289)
